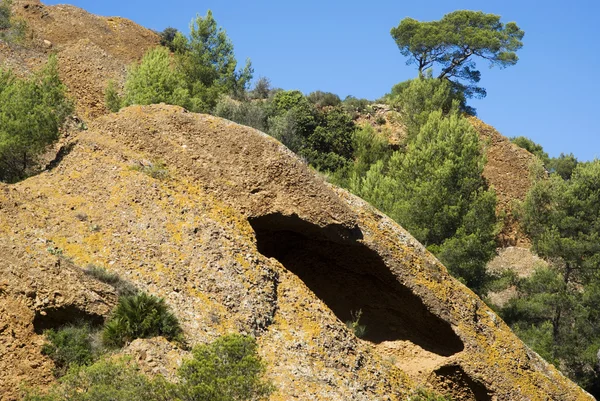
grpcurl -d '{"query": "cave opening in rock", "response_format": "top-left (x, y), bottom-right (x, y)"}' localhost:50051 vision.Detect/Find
top-left (432, 364), bottom-right (493, 401)
top-left (33, 305), bottom-right (105, 334)
top-left (249, 214), bottom-right (464, 357)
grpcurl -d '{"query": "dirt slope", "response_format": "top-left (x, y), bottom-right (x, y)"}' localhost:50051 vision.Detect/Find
top-left (0, 104), bottom-right (591, 401)
top-left (1, 0), bottom-right (158, 118)
top-left (469, 117), bottom-right (537, 247)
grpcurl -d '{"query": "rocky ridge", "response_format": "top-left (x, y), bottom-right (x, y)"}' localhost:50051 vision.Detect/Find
top-left (0, 104), bottom-right (592, 400)
top-left (0, 1), bottom-right (591, 400)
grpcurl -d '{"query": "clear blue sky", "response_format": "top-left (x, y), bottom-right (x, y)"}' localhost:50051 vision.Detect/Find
top-left (44, 0), bottom-right (600, 161)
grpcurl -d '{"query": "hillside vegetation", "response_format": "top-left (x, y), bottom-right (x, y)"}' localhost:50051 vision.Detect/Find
top-left (0, 1), bottom-right (597, 400)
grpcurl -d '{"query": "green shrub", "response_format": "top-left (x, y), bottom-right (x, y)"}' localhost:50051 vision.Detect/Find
top-left (0, 0), bottom-right (11, 31)
top-left (177, 334), bottom-right (274, 401)
top-left (159, 27), bottom-right (179, 52)
top-left (307, 90), bottom-right (341, 108)
top-left (214, 95), bottom-right (268, 132)
top-left (22, 357), bottom-right (172, 401)
top-left (130, 160), bottom-right (169, 180)
top-left (0, 55), bottom-right (73, 182)
top-left (342, 95), bottom-right (370, 116)
top-left (249, 76), bottom-right (271, 100)
top-left (267, 109), bottom-right (307, 154)
top-left (83, 265), bottom-right (137, 297)
top-left (104, 80), bottom-right (122, 112)
top-left (122, 47), bottom-right (192, 110)
top-left (102, 292), bottom-right (183, 348)
top-left (25, 335), bottom-right (275, 401)
top-left (41, 325), bottom-right (97, 377)
top-left (0, 0), bottom-right (26, 43)
top-left (387, 75), bottom-right (464, 138)
top-left (511, 136), bottom-right (549, 165)
top-left (548, 152), bottom-right (578, 180)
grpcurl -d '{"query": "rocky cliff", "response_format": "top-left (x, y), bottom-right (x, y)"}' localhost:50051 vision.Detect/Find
top-left (0, 1), bottom-right (592, 400)
top-left (0, 104), bottom-right (592, 400)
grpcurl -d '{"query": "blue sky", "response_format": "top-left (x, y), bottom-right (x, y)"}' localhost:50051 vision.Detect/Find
top-left (44, 0), bottom-right (600, 161)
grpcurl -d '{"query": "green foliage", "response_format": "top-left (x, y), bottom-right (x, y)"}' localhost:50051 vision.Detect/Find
top-left (342, 95), bottom-right (370, 117)
top-left (350, 111), bottom-right (497, 292)
top-left (159, 27), bottom-right (179, 52)
top-left (215, 95), bottom-right (268, 132)
top-left (345, 310), bottom-right (367, 339)
top-left (122, 47), bottom-right (191, 109)
top-left (102, 292), bottom-right (183, 348)
top-left (266, 90), bottom-right (317, 150)
top-left (176, 10), bottom-right (253, 110)
top-left (501, 160), bottom-right (600, 393)
top-left (22, 357), bottom-right (172, 401)
top-left (387, 75), bottom-right (466, 137)
top-left (307, 90), bottom-right (341, 108)
top-left (0, 0), bottom-right (26, 43)
top-left (123, 11), bottom-right (251, 113)
top-left (41, 325), bottom-right (97, 377)
top-left (25, 335), bottom-right (274, 401)
top-left (264, 90), bottom-right (356, 172)
top-left (548, 152), bottom-right (578, 180)
top-left (249, 76), bottom-right (271, 100)
top-left (0, 55), bottom-right (73, 182)
top-left (104, 80), bottom-right (122, 112)
top-left (391, 10), bottom-right (524, 98)
top-left (0, 0), bottom-right (11, 31)
top-left (83, 265), bottom-right (137, 297)
top-left (131, 159), bottom-right (170, 180)
top-left (267, 109), bottom-right (306, 153)
top-left (511, 136), bottom-right (549, 164)
top-left (303, 106), bottom-right (355, 171)
top-left (177, 334), bottom-right (274, 401)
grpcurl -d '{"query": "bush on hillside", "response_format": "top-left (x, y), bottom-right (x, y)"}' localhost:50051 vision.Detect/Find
top-left (0, 0), bottom-right (10, 31)
top-left (307, 90), bottom-right (341, 108)
top-left (548, 152), bottom-right (578, 180)
top-left (0, 0), bottom-right (26, 43)
top-left (42, 325), bottom-right (98, 377)
top-left (102, 292), bottom-right (183, 348)
top-left (303, 106), bottom-right (355, 171)
top-left (22, 357), bottom-right (172, 401)
top-left (0, 55), bottom-right (73, 182)
top-left (104, 80), bottom-right (122, 113)
top-left (121, 47), bottom-right (191, 110)
top-left (159, 27), bottom-right (179, 51)
top-left (123, 11), bottom-right (252, 113)
top-left (24, 335), bottom-right (274, 401)
top-left (177, 334), bottom-right (274, 401)
top-left (387, 75), bottom-right (466, 138)
top-left (249, 76), bottom-right (272, 100)
top-left (215, 95), bottom-right (268, 132)
top-left (342, 95), bottom-right (370, 117)
top-left (510, 136), bottom-right (549, 165)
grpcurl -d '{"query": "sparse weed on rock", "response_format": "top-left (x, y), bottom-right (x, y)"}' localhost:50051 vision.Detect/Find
top-left (83, 265), bottom-right (137, 297)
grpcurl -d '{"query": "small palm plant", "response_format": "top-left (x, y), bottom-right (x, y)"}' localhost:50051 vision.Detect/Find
top-left (345, 309), bottom-right (367, 339)
top-left (103, 292), bottom-right (183, 348)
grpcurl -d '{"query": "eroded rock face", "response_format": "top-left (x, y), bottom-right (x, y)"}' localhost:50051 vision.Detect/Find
top-left (469, 117), bottom-right (538, 248)
top-left (0, 105), bottom-right (592, 400)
